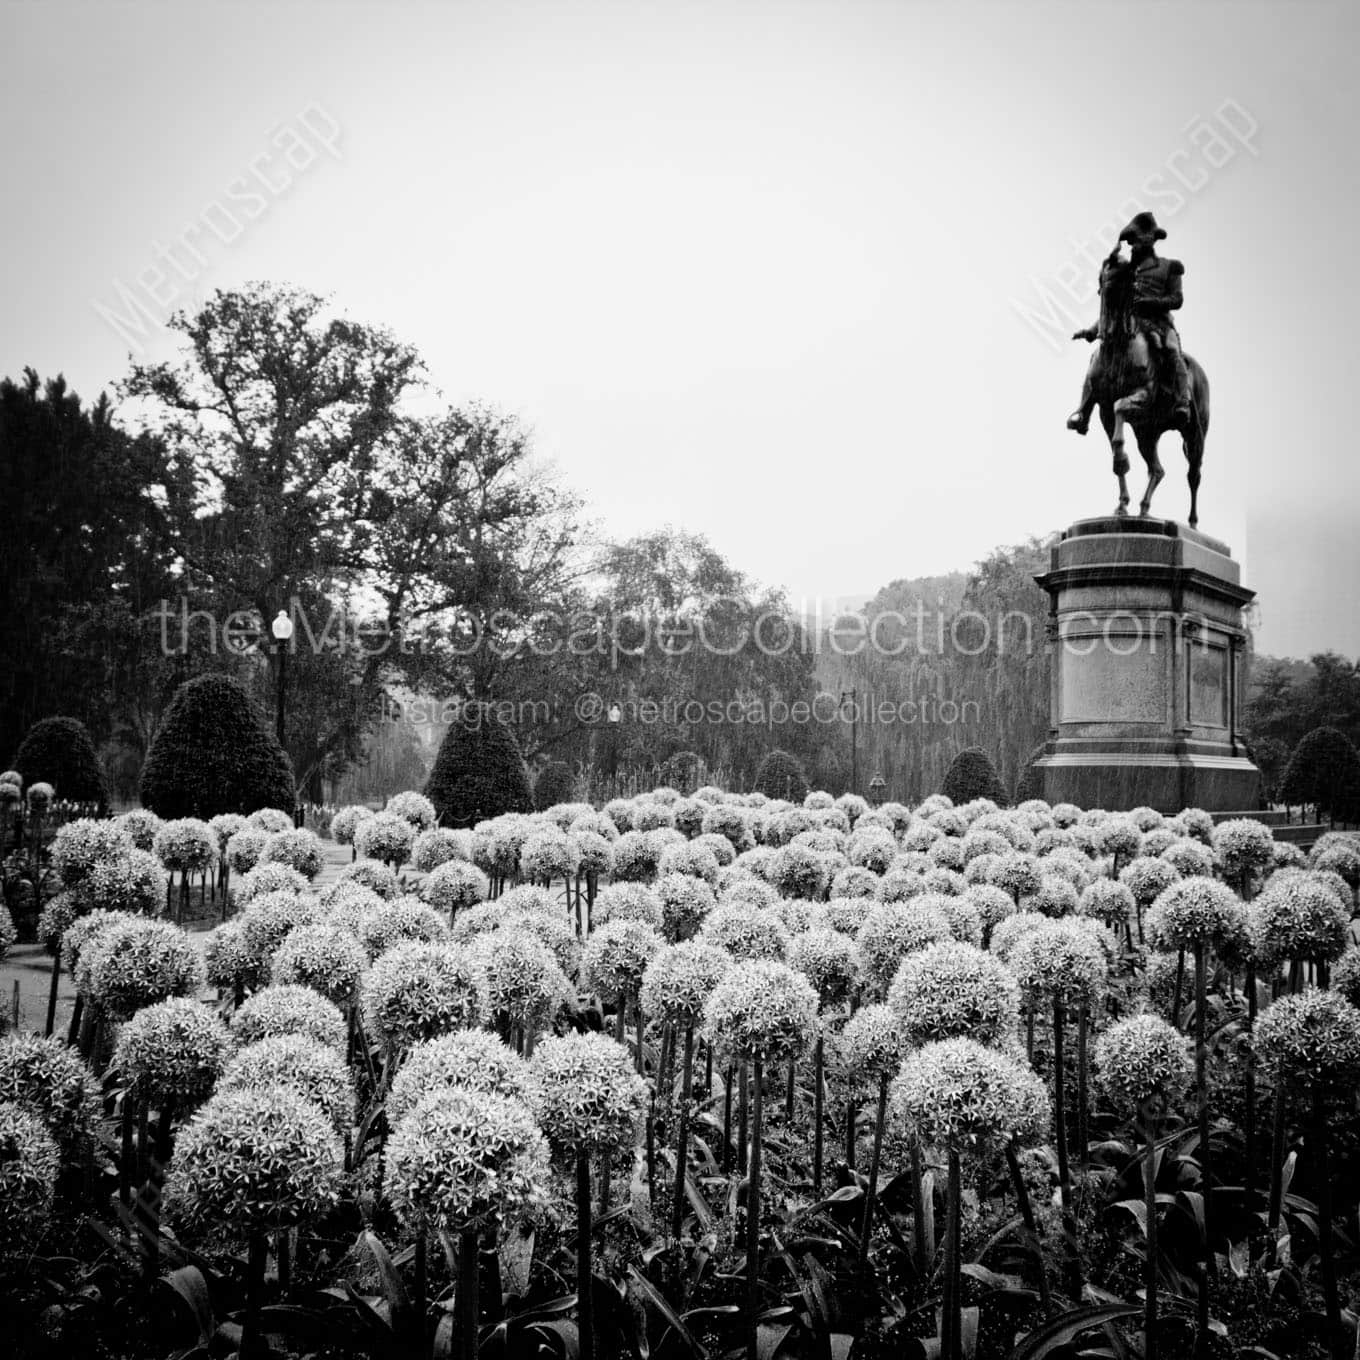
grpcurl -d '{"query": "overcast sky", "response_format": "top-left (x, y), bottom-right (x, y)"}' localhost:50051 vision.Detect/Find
top-left (4, 0), bottom-right (1357, 658)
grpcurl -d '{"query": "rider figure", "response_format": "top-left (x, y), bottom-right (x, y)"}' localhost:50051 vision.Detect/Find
top-left (1067, 210), bottom-right (1193, 433)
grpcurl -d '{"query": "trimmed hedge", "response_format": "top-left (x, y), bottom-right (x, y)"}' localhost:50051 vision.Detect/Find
top-left (753, 749), bottom-right (810, 803)
top-left (425, 711), bottom-right (533, 827)
top-left (940, 746), bottom-right (1009, 806)
top-left (1277, 726), bottom-right (1360, 823)
top-left (140, 674), bottom-right (295, 819)
top-left (12, 716), bottom-right (110, 812)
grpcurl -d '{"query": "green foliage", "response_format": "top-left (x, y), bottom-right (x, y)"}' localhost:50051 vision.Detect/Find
top-left (941, 746), bottom-right (1009, 806)
top-left (12, 716), bottom-right (110, 810)
top-left (425, 713), bottom-right (533, 827)
top-left (533, 760), bottom-right (577, 810)
top-left (140, 674), bottom-right (295, 819)
top-left (753, 748), bottom-right (810, 802)
top-left (658, 749), bottom-right (705, 794)
top-left (1276, 725), bottom-right (1360, 821)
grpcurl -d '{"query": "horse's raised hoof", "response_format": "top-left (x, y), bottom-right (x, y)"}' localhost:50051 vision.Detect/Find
top-left (1066, 411), bottom-right (1089, 435)
top-left (1114, 503), bottom-right (1128, 517)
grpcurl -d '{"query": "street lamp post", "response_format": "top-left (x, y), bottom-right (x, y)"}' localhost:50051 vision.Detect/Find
top-left (271, 609), bottom-right (294, 751)
top-left (839, 688), bottom-right (858, 795)
top-left (608, 702), bottom-right (622, 785)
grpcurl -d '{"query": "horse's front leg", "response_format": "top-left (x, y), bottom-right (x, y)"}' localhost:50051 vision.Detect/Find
top-left (1138, 435), bottom-right (1165, 516)
top-left (1111, 412), bottom-right (1130, 516)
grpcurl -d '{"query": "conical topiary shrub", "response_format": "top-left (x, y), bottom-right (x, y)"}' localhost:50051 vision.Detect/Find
top-left (753, 749), bottom-right (810, 803)
top-left (425, 711), bottom-right (533, 827)
top-left (12, 717), bottom-right (110, 812)
top-left (140, 675), bottom-right (295, 820)
top-left (940, 746), bottom-right (1009, 806)
top-left (1277, 726), bottom-right (1360, 826)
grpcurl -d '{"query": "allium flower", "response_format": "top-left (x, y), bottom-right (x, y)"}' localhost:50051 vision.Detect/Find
top-left (1248, 876), bottom-right (1350, 969)
top-left (529, 1031), bottom-right (647, 1156)
top-left (233, 862), bottom-right (310, 908)
top-left (640, 941), bottom-right (731, 1025)
top-left (835, 792), bottom-right (870, 823)
top-left (1169, 808), bottom-right (1215, 844)
top-left (718, 873), bottom-right (780, 910)
top-left (1009, 920), bottom-right (1108, 1012)
top-left (421, 859), bottom-right (489, 917)
top-left (86, 918), bottom-right (206, 1019)
top-left (1094, 1013), bottom-right (1191, 1116)
top-left (848, 827), bottom-right (898, 874)
top-left (220, 1033), bottom-right (354, 1133)
top-left (961, 830), bottom-right (1012, 863)
top-left (239, 889), bottom-right (319, 967)
top-left (270, 923), bottom-right (367, 1007)
top-left (358, 897), bottom-right (450, 961)
top-left (1139, 828), bottom-right (1177, 857)
top-left (153, 819), bottom-right (217, 874)
top-left (610, 830), bottom-right (660, 882)
top-left (766, 807), bottom-right (816, 846)
top-left (831, 866), bottom-right (879, 900)
top-left (768, 843), bottom-right (831, 900)
top-left (412, 828), bottom-right (468, 875)
top-left (1334, 948), bottom-right (1360, 1008)
top-left (987, 911), bottom-right (1048, 963)
top-left (633, 800), bottom-right (677, 833)
top-left (385, 791), bottom-right (437, 831)
top-left (0, 1034), bottom-right (98, 1145)
top-left (1161, 838), bottom-right (1215, 878)
top-left (973, 813), bottom-right (1035, 852)
top-left (473, 929), bottom-right (571, 1031)
top-left (1145, 878), bottom-right (1246, 954)
top-left (0, 1100), bottom-right (60, 1230)
top-left (988, 852), bottom-right (1043, 903)
top-left (232, 984), bottom-right (347, 1051)
top-left (1254, 989), bottom-right (1360, 1093)
top-left (581, 919), bottom-right (664, 1002)
top-left (963, 884), bottom-right (1016, 935)
top-left (1028, 874), bottom-right (1079, 919)
top-left (877, 869), bottom-right (925, 905)
top-left (771, 898), bottom-right (828, 935)
top-left (37, 893), bottom-right (77, 955)
top-left (1212, 818), bottom-right (1276, 885)
top-left (658, 840), bottom-right (721, 886)
top-left (65, 909), bottom-right (136, 982)
top-left (700, 903), bottom-right (789, 960)
top-left (116, 808), bottom-right (163, 851)
top-left (824, 897), bottom-right (874, 937)
top-left (1304, 868), bottom-right (1352, 911)
top-left (926, 894), bottom-right (982, 947)
top-left (1081, 879), bottom-right (1136, 931)
top-left (900, 821), bottom-right (943, 855)
top-left (928, 837), bottom-right (967, 873)
top-left (699, 804), bottom-right (753, 853)
top-left (694, 832), bottom-right (736, 868)
top-left (788, 927), bottom-right (859, 1009)
top-left (1050, 803), bottom-right (1081, 828)
top-left (1119, 856), bottom-right (1182, 911)
top-left (203, 919), bottom-right (265, 993)
top-left (226, 827), bottom-right (270, 874)
top-left (364, 941), bottom-right (485, 1049)
top-left (260, 828), bottom-right (324, 879)
top-left (354, 812), bottom-right (416, 867)
top-left (1309, 838), bottom-right (1360, 888)
top-left (923, 868), bottom-right (966, 898)
top-left (248, 809), bottom-right (294, 833)
top-left (655, 873), bottom-right (715, 940)
top-left (593, 882), bottom-right (663, 931)
top-left (856, 903), bottom-right (952, 998)
top-left (50, 819), bottom-right (132, 887)
top-left (25, 781), bottom-right (53, 811)
top-left (0, 904), bottom-right (14, 960)
top-left (1098, 817), bottom-right (1143, 864)
top-left (335, 858), bottom-right (400, 900)
top-left (1272, 842), bottom-right (1308, 872)
top-left (164, 1084), bottom-right (342, 1234)
top-left (386, 1087), bottom-right (548, 1231)
top-left (330, 805), bottom-right (375, 846)
top-left (520, 829), bottom-right (580, 883)
top-left (703, 960), bottom-right (818, 1065)
top-left (1034, 828), bottom-right (1076, 856)
top-left (839, 1004), bottom-right (905, 1090)
top-left (889, 941), bottom-right (1020, 1049)
top-left (388, 1029), bottom-right (531, 1126)
top-left (925, 809), bottom-right (968, 838)
top-left (1038, 848), bottom-right (1095, 892)
top-left (114, 996), bottom-right (233, 1108)
top-left (892, 1037), bottom-right (1050, 1150)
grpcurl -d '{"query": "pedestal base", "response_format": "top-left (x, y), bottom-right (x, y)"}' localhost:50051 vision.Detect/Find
top-left (1032, 516), bottom-right (1261, 814)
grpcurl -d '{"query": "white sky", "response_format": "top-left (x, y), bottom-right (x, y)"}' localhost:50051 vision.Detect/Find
top-left (4, 0), bottom-right (1358, 657)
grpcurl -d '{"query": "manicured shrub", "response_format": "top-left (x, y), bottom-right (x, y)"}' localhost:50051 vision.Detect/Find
top-left (425, 712), bottom-right (533, 827)
top-left (940, 747), bottom-right (1009, 807)
top-left (753, 749), bottom-right (810, 803)
top-left (1277, 726), bottom-right (1360, 823)
top-left (12, 716), bottom-right (110, 811)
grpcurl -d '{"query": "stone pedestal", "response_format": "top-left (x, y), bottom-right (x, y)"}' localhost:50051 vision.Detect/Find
top-left (1032, 517), bottom-right (1260, 813)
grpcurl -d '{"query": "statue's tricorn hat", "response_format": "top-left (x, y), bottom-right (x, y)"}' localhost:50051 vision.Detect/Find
top-left (1119, 211), bottom-right (1167, 245)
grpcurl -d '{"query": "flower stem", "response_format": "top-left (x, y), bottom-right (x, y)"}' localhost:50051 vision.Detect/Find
top-left (1005, 1141), bottom-right (1052, 1319)
top-left (745, 1055), bottom-right (764, 1360)
top-left (858, 1074), bottom-right (888, 1261)
top-left (576, 1149), bottom-right (594, 1360)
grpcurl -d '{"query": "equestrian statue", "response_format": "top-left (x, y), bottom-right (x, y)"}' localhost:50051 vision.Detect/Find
top-left (1067, 211), bottom-right (1210, 527)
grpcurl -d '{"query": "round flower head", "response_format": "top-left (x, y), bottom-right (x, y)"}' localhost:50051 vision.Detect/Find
top-left (1334, 947), bottom-right (1360, 1009)
top-left (153, 819), bottom-right (217, 874)
top-left (1212, 818), bottom-right (1276, 885)
top-left (877, 869), bottom-right (925, 905)
top-left (114, 998), bottom-right (233, 1108)
top-left (702, 960), bottom-right (818, 1066)
top-left (220, 1033), bottom-right (354, 1133)
top-left (50, 819), bottom-right (132, 888)
top-left (354, 812), bottom-right (417, 867)
top-left (671, 798), bottom-right (707, 838)
top-left (234, 862), bottom-right (310, 908)
top-left (385, 1087), bottom-right (548, 1232)
top-left (695, 832), bottom-right (736, 868)
top-left (835, 792), bottom-right (871, 823)
top-left (988, 852), bottom-right (1043, 903)
top-left (848, 827), bottom-right (898, 875)
top-left (388, 1029), bottom-right (531, 1127)
top-left (248, 808), bottom-right (294, 834)
top-left (37, 892), bottom-right (78, 956)
top-left (987, 911), bottom-right (1049, 963)
top-left (529, 1031), bottom-right (647, 1154)
top-left (1248, 875), bottom-right (1350, 969)
top-left (634, 800), bottom-right (677, 833)
top-left (1009, 919), bottom-right (1108, 1012)
top-left (831, 866), bottom-right (879, 900)
top-left (520, 829), bottom-right (580, 883)
top-left (165, 1083), bottom-right (342, 1236)
top-left (1081, 879), bottom-right (1136, 931)
top-left (330, 805), bottom-right (375, 847)
top-left (573, 829), bottom-right (614, 877)
top-left (0, 1033), bottom-right (98, 1145)
top-left (232, 984), bottom-right (347, 1052)
top-left (1254, 989), bottom-right (1360, 1093)
top-left (656, 873), bottom-right (716, 940)
top-left (962, 829), bottom-right (1012, 863)
top-left (204, 813), bottom-right (245, 853)
top-left (640, 941), bottom-right (731, 1025)
top-left (385, 791), bottom-right (437, 830)
top-left (700, 804), bottom-right (754, 853)
top-left (592, 882), bottom-right (663, 931)
top-left (769, 898), bottom-right (828, 936)
top-left (928, 837), bottom-right (967, 874)
top-left (768, 843), bottom-right (831, 900)
top-left (1145, 879), bottom-right (1246, 952)
top-left (658, 840), bottom-right (721, 887)
top-left (611, 831), bottom-right (661, 882)
top-left (923, 867), bottom-right (966, 898)
top-left (260, 829), bottom-right (325, 879)
top-left (701, 903), bottom-right (789, 961)
top-left (1310, 839), bottom-right (1360, 888)
top-left (25, 781), bottom-right (53, 812)
top-left (1094, 1013), bottom-right (1192, 1118)
top-left (1160, 838), bottom-right (1215, 878)
top-left (240, 889), bottom-right (319, 967)
top-left (0, 1101), bottom-right (60, 1232)
top-left (364, 941), bottom-right (485, 1050)
top-left (116, 808), bottom-right (163, 852)
top-left (839, 1004), bottom-right (905, 1090)
top-left (929, 894), bottom-right (984, 947)
top-left (855, 903), bottom-right (952, 998)
top-left (719, 873), bottom-right (780, 911)
top-left (474, 929), bottom-right (571, 1032)
top-left (336, 858), bottom-right (400, 900)
top-left (0, 903), bottom-right (14, 960)
top-left (1136, 828), bottom-right (1175, 858)
top-left (889, 940), bottom-right (1020, 1053)
top-left (963, 884), bottom-right (1016, 938)
top-left (420, 859), bottom-right (489, 919)
top-left (788, 927), bottom-right (859, 1010)
top-left (358, 897), bottom-right (450, 961)
top-left (824, 896), bottom-right (874, 937)
top-left (1034, 827), bottom-right (1076, 856)
top-left (892, 1037), bottom-right (1050, 1151)
top-left (226, 827), bottom-right (270, 874)
top-left (64, 910), bottom-right (134, 983)
top-left (270, 923), bottom-right (367, 1007)
top-left (1303, 868), bottom-right (1352, 912)
top-left (1098, 817), bottom-right (1143, 864)
top-left (203, 919), bottom-right (266, 994)
top-left (581, 919), bottom-right (665, 1002)
top-left (411, 828), bottom-right (468, 875)
top-left (86, 918), bottom-right (206, 1019)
